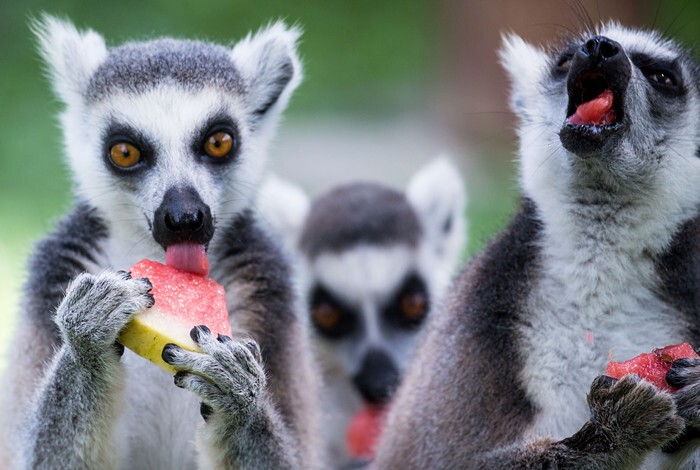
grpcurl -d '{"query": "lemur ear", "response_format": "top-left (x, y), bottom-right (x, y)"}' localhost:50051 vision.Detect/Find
top-left (257, 175), bottom-right (310, 252)
top-left (32, 14), bottom-right (107, 105)
top-left (406, 157), bottom-right (467, 269)
top-left (499, 34), bottom-right (549, 117)
top-left (230, 22), bottom-right (303, 128)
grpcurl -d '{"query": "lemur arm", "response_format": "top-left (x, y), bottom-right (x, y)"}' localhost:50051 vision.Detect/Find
top-left (171, 212), bottom-right (320, 469)
top-left (2, 205), bottom-right (152, 469)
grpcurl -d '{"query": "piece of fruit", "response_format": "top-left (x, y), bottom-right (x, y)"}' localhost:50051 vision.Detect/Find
top-left (568, 89), bottom-right (616, 126)
top-left (605, 342), bottom-right (699, 392)
top-left (346, 405), bottom-right (387, 460)
top-left (118, 259), bottom-right (231, 373)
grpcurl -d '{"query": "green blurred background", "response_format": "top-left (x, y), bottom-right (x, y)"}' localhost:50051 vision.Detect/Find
top-left (0, 0), bottom-right (697, 370)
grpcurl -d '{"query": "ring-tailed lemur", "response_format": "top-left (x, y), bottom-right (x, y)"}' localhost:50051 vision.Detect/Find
top-left (374, 23), bottom-right (700, 469)
top-left (0, 16), bottom-right (321, 469)
top-left (258, 158), bottom-right (466, 465)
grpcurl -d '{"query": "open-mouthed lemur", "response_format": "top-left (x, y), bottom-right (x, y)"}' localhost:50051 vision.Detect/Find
top-left (0, 16), bottom-right (321, 469)
top-left (374, 23), bottom-right (700, 469)
top-left (258, 158), bottom-right (466, 464)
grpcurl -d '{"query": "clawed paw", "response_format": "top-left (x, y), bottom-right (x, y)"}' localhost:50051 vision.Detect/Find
top-left (587, 375), bottom-right (683, 453)
top-left (161, 326), bottom-right (265, 422)
top-left (55, 271), bottom-right (153, 356)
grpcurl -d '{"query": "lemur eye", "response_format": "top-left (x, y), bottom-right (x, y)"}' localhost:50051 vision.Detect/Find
top-left (312, 302), bottom-right (342, 331)
top-left (400, 291), bottom-right (428, 322)
top-left (557, 54), bottom-right (573, 71)
top-left (204, 132), bottom-right (234, 158)
top-left (109, 142), bottom-right (141, 168)
top-left (647, 71), bottom-right (677, 87)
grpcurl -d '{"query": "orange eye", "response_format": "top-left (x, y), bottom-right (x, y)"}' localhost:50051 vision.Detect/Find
top-left (400, 292), bottom-right (427, 321)
top-left (312, 303), bottom-right (341, 331)
top-left (204, 132), bottom-right (233, 158)
top-left (109, 142), bottom-right (141, 168)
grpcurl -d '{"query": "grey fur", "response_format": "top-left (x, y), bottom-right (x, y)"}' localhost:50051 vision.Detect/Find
top-left (374, 24), bottom-right (700, 469)
top-left (299, 183), bottom-right (422, 259)
top-left (87, 39), bottom-right (244, 102)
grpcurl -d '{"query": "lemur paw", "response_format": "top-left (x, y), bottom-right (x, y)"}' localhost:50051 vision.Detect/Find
top-left (662, 358), bottom-right (700, 451)
top-left (56, 271), bottom-right (154, 357)
top-left (162, 326), bottom-right (266, 423)
top-left (587, 375), bottom-right (683, 453)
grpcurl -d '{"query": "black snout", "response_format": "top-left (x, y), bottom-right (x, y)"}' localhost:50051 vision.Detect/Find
top-left (568, 36), bottom-right (630, 94)
top-left (352, 349), bottom-right (400, 405)
top-left (152, 186), bottom-right (214, 248)
top-left (582, 36), bottom-right (620, 63)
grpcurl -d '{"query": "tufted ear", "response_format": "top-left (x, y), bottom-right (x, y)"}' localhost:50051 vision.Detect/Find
top-left (230, 21), bottom-right (303, 129)
top-left (257, 175), bottom-right (310, 252)
top-left (499, 33), bottom-right (549, 118)
top-left (32, 14), bottom-right (107, 105)
top-left (406, 157), bottom-right (467, 270)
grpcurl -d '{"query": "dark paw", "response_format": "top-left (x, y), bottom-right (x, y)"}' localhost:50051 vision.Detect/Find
top-left (667, 358), bottom-right (700, 389)
top-left (56, 271), bottom-right (155, 355)
top-left (586, 375), bottom-right (682, 452)
top-left (163, 330), bottom-right (265, 420)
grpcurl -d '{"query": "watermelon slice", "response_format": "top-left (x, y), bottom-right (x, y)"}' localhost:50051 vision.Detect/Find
top-left (118, 259), bottom-right (231, 373)
top-left (605, 343), bottom-right (699, 392)
top-left (568, 89), bottom-right (616, 126)
top-left (346, 405), bottom-right (388, 460)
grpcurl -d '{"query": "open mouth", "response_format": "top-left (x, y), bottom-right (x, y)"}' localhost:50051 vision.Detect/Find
top-left (565, 72), bottom-right (622, 129)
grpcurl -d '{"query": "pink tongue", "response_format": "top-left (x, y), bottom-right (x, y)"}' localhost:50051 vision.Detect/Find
top-left (568, 89), bottom-right (616, 126)
top-left (165, 243), bottom-right (209, 277)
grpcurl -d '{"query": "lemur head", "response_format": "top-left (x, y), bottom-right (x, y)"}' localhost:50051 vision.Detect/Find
top-left (259, 159), bottom-right (466, 404)
top-left (501, 23), bottom-right (700, 209)
top-left (34, 16), bottom-right (301, 261)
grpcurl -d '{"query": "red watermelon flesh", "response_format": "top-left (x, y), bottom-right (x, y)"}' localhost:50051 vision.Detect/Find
top-left (567, 89), bottom-right (616, 126)
top-left (605, 342), bottom-right (698, 392)
top-left (346, 404), bottom-right (388, 460)
top-left (118, 259), bottom-right (231, 373)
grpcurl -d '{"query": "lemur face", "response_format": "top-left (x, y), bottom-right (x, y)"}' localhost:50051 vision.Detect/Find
top-left (308, 244), bottom-right (432, 404)
top-left (258, 159), bottom-right (466, 405)
top-left (501, 23), bottom-right (700, 199)
top-left (37, 18), bottom-right (301, 259)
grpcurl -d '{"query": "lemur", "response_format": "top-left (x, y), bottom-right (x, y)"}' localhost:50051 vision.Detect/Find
top-left (0, 16), bottom-right (321, 469)
top-left (373, 23), bottom-right (700, 469)
top-left (257, 158), bottom-right (466, 465)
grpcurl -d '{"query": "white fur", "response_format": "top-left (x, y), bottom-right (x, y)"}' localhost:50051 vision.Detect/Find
top-left (231, 21), bottom-right (303, 138)
top-left (406, 157), bottom-right (467, 268)
top-left (256, 175), bottom-right (310, 253)
top-left (33, 15), bottom-right (108, 104)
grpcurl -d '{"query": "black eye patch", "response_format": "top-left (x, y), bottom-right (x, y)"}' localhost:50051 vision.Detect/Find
top-left (102, 122), bottom-right (156, 174)
top-left (309, 284), bottom-right (358, 339)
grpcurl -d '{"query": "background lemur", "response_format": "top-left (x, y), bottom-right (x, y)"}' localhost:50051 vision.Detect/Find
top-left (258, 158), bottom-right (466, 464)
top-left (0, 16), bottom-right (321, 469)
top-left (374, 23), bottom-right (700, 469)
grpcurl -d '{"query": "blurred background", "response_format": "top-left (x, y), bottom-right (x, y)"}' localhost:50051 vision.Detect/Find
top-left (0, 0), bottom-right (697, 370)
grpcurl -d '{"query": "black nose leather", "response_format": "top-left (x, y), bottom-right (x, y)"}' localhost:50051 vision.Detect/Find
top-left (576, 35), bottom-right (624, 68)
top-left (352, 348), bottom-right (400, 405)
top-left (582, 36), bottom-right (620, 61)
top-left (152, 186), bottom-right (214, 247)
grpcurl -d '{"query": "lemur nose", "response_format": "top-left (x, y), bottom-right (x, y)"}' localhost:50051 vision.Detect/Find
top-left (582, 36), bottom-right (620, 61)
top-left (153, 186), bottom-right (214, 248)
top-left (352, 348), bottom-right (400, 405)
top-left (164, 210), bottom-right (205, 234)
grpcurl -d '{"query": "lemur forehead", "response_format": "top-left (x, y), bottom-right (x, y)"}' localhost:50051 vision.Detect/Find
top-left (86, 39), bottom-right (244, 102)
top-left (299, 183), bottom-right (422, 259)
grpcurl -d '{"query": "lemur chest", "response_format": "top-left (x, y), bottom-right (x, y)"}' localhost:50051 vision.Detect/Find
top-left (519, 250), bottom-right (685, 440)
top-left (114, 350), bottom-right (202, 469)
